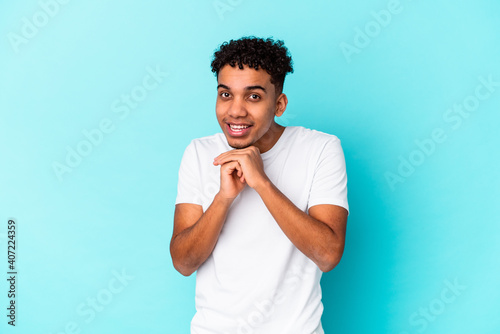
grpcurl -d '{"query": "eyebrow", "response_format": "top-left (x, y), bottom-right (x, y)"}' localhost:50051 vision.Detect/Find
top-left (217, 84), bottom-right (267, 93)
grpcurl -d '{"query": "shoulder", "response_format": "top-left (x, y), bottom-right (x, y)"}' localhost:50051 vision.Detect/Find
top-left (286, 126), bottom-right (342, 147)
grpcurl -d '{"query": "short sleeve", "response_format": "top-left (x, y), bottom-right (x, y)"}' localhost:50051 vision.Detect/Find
top-left (175, 141), bottom-right (203, 206)
top-left (307, 138), bottom-right (349, 213)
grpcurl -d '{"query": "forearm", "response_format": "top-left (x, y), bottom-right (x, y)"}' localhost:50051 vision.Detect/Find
top-left (255, 180), bottom-right (345, 272)
top-left (171, 193), bottom-right (233, 276)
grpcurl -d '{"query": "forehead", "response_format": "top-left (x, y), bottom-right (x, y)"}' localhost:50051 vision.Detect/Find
top-left (217, 64), bottom-right (272, 89)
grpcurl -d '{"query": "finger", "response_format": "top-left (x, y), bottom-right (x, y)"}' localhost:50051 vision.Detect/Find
top-left (214, 150), bottom-right (237, 162)
top-left (225, 161), bottom-right (244, 180)
top-left (226, 162), bottom-right (245, 177)
top-left (215, 156), bottom-right (239, 167)
top-left (214, 149), bottom-right (253, 165)
top-left (216, 152), bottom-right (252, 167)
top-left (214, 152), bottom-right (240, 165)
top-left (221, 161), bottom-right (240, 174)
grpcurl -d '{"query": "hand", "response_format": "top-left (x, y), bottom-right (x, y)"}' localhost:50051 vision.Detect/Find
top-left (213, 146), bottom-right (269, 190)
top-left (217, 160), bottom-right (247, 200)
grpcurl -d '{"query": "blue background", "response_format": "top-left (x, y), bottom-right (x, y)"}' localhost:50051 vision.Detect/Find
top-left (1, 0), bottom-right (499, 333)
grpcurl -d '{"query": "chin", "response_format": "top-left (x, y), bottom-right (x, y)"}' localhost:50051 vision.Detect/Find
top-left (227, 141), bottom-right (251, 149)
top-left (225, 137), bottom-right (253, 149)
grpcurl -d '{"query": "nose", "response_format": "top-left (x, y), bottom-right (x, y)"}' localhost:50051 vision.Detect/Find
top-left (227, 97), bottom-right (248, 118)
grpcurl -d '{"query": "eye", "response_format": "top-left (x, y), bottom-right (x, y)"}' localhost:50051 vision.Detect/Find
top-left (220, 92), bottom-right (230, 99)
top-left (249, 94), bottom-right (260, 100)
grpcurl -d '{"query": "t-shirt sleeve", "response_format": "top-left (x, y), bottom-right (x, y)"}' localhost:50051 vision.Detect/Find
top-left (175, 141), bottom-right (203, 206)
top-left (307, 137), bottom-right (349, 213)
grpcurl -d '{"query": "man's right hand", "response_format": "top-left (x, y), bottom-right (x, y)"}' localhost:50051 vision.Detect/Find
top-left (218, 160), bottom-right (247, 200)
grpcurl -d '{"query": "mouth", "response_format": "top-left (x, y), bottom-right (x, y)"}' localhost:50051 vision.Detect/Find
top-left (226, 122), bottom-right (253, 137)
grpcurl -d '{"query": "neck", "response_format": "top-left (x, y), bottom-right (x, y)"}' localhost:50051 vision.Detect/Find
top-left (255, 122), bottom-right (285, 153)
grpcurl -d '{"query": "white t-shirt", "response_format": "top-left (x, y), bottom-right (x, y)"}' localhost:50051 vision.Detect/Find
top-left (175, 126), bottom-right (349, 334)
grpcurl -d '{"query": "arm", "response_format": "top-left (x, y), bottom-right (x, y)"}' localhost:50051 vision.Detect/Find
top-left (254, 181), bottom-right (347, 272)
top-left (170, 196), bottom-right (231, 276)
top-left (170, 160), bottom-right (246, 276)
top-left (213, 146), bottom-right (348, 272)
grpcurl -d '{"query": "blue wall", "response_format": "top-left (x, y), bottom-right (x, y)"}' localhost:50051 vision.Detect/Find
top-left (1, 1), bottom-right (499, 333)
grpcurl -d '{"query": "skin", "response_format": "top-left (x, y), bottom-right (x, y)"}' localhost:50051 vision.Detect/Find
top-left (170, 64), bottom-right (348, 276)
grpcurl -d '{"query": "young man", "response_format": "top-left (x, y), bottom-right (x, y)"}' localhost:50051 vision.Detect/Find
top-left (171, 37), bottom-right (349, 334)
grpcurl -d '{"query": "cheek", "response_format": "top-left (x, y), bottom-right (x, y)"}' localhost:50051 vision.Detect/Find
top-left (215, 106), bottom-right (224, 120)
top-left (256, 107), bottom-right (276, 125)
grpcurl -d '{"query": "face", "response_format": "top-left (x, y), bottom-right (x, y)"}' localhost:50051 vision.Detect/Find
top-left (216, 64), bottom-right (288, 153)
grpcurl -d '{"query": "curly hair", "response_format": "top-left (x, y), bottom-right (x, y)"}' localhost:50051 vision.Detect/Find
top-left (211, 36), bottom-right (294, 95)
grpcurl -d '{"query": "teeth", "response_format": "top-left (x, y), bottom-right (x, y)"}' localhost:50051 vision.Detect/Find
top-left (230, 124), bottom-right (250, 130)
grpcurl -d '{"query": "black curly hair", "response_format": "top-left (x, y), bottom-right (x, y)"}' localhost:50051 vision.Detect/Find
top-left (211, 36), bottom-right (294, 96)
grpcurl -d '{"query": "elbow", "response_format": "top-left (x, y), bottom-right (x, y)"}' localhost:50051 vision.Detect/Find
top-left (172, 258), bottom-right (197, 277)
top-left (170, 239), bottom-right (198, 276)
top-left (318, 256), bottom-right (341, 273)
top-left (317, 246), bottom-right (345, 273)
top-left (170, 248), bottom-right (196, 277)
top-left (175, 265), bottom-right (196, 277)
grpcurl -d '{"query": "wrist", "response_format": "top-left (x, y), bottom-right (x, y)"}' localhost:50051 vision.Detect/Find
top-left (214, 192), bottom-right (236, 207)
top-left (253, 177), bottom-right (273, 194)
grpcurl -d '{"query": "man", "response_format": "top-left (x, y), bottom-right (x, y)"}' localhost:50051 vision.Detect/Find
top-left (170, 36), bottom-right (349, 334)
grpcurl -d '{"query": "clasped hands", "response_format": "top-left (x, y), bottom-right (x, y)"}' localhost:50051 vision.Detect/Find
top-left (213, 146), bottom-right (269, 200)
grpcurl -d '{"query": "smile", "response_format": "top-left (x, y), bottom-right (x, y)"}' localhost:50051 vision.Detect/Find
top-left (226, 123), bottom-right (252, 137)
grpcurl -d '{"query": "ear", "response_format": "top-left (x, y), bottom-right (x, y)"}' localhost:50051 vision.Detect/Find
top-left (275, 93), bottom-right (288, 117)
